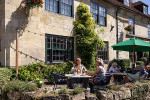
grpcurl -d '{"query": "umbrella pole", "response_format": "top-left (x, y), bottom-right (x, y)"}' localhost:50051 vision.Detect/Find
top-left (132, 49), bottom-right (134, 64)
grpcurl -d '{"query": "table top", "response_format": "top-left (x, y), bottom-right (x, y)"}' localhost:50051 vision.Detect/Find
top-left (65, 74), bottom-right (91, 78)
top-left (110, 72), bottom-right (127, 75)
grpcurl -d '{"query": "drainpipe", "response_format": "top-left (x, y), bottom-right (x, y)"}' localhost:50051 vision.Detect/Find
top-left (116, 8), bottom-right (121, 59)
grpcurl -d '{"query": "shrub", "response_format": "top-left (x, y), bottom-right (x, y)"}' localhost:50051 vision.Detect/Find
top-left (136, 61), bottom-right (144, 66)
top-left (73, 87), bottom-right (84, 95)
top-left (58, 88), bottom-right (68, 94)
top-left (34, 78), bottom-right (44, 88)
top-left (130, 84), bottom-right (149, 100)
top-left (140, 57), bottom-right (148, 65)
top-left (0, 68), bottom-right (12, 88)
top-left (3, 80), bottom-right (37, 93)
top-left (17, 62), bottom-right (73, 83)
top-left (108, 59), bottom-right (131, 71)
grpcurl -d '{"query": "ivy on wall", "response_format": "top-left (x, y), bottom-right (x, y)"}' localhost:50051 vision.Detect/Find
top-left (74, 3), bottom-right (105, 68)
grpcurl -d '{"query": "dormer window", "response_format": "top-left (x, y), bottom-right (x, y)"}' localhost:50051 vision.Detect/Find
top-left (143, 5), bottom-right (148, 15)
top-left (124, 0), bottom-right (130, 7)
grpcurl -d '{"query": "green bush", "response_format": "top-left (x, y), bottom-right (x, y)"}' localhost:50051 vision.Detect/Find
top-left (3, 80), bottom-right (37, 93)
top-left (17, 62), bottom-right (73, 83)
top-left (58, 88), bottom-right (68, 94)
top-left (34, 78), bottom-right (44, 88)
top-left (140, 57), bottom-right (148, 65)
top-left (130, 84), bottom-right (149, 100)
top-left (73, 87), bottom-right (84, 95)
top-left (0, 68), bottom-right (12, 88)
top-left (108, 59), bottom-right (131, 71)
top-left (136, 61), bottom-right (144, 66)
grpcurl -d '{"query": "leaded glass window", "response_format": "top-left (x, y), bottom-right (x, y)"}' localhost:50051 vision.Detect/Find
top-left (46, 34), bottom-right (74, 64)
top-left (143, 5), bottom-right (148, 15)
top-left (148, 24), bottom-right (150, 38)
top-left (124, 0), bottom-right (130, 7)
top-left (97, 41), bottom-right (109, 62)
top-left (128, 18), bottom-right (135, 35)
top-left (91, 2), bottom-right (107, 26)
top-left (45, 0), bottom-right (73, 17)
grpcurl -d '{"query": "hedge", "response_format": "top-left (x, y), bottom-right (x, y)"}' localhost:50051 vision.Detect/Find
top-left (108, 59), bottom-right (131, 71)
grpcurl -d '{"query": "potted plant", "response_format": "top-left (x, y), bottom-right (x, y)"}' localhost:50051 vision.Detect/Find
top-left (124, 25), bottom-right (133, 32)
top-left (25, 0), bottom-right (43, 15)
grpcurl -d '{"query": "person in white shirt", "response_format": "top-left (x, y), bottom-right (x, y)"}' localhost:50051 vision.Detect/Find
top-left (71, 58), bottom-right (86, 74)
top-left (109, 62), bottom-right (120, 73)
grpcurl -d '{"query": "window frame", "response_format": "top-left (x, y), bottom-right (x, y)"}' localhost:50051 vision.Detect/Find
top-left (91, 1), bottom-right (107, 26)
top-left (143, 5), bottom-right (148, 15)
top-left (45, 0), bottom-right (74, 17)
top-left (128, 17), bottom-right (135, 35)
top-left (96, 41), bottom-right (109, 63)
top-left (124, 0), bottom-right (130, 7)
top-left (148, 24), bottom-right (150, 38)
top-left (45, 34), bottom-right (74, 64)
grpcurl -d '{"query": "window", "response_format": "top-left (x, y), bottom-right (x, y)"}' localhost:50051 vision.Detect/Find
top-left (124, 0), bottom-right (130, 7)
top-left (143, 5), bottom-right (148, 15)
top-left (45, 34), bottom-right (74, 64)
top-left (128, 18), bottom-right (135, 35)
top-left (45, 0), bottom-right (73, 17)
top-left (91, 2), bottom-right (107, 26)
top-left (148, 24), bottom-right (150, 38)
top-left (91, 2), bottom-right (98, 23)
top-left (97, 41), bottom-right (109, 62)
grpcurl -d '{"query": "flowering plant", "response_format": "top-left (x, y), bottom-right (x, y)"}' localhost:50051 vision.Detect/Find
top-left (25, 0), bottom-right (43, 15)
top-left (34, 78), bottom-right (44, 88)
top-left (124, 25), bottom-right (133, 32)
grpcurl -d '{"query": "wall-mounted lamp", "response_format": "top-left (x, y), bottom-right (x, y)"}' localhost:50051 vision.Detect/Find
top-left (110, 25), bottom-right (114, 32)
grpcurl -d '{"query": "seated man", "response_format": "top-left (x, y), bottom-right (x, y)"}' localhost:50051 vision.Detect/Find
top-left (109, 62), bottom-right (120, 73)
top-left (139, 65), bottom-right (148, 79)
top-left (121, 65), bottom-right (148, 83)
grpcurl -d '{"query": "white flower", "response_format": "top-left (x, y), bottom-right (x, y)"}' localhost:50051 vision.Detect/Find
top-left (39, 81), bottom-right (43, 84)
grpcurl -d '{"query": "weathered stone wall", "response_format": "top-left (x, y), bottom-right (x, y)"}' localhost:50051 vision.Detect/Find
top-left (1, 0), bottom-right (150, 66)
top-left (117, 9), bottom-right (150, 59)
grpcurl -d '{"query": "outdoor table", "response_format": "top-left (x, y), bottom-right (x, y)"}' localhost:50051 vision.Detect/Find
top-left (110, 72), bottom-right (127, 83)
top-left (65, 74), bottom-right (91, 89)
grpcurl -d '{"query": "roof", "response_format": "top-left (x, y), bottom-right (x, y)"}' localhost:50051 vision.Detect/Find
top-left (103, 0), bottom-right (150, 19)
top-left (132, 1), bottom-right (148, 7)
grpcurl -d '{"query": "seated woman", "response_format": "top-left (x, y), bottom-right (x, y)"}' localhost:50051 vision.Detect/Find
top-left (89, 58), bottom-right (106, 93)
top-left (71, 58), bottom-right (86, 74)
top-left (109, 62), bottom-right (120, 73)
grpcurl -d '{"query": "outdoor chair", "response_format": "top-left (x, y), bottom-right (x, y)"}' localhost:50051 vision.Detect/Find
top-left (90, 74), bottom-right (112, 93)
top-left (53, 72), bottom-right (67, 90)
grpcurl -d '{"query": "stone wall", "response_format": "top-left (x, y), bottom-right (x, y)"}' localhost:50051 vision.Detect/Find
top-left (1, 0), bottom-right (150, 66)
top-left (117, 9), bottom-right (150, 59)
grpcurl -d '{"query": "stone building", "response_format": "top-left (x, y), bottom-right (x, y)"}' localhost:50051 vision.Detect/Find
top-left (0, 0), bottom-right (150, 67)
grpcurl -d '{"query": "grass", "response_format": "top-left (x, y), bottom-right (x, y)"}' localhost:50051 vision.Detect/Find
top-left (73, 87), bottom-right (84, 95)
top-left (58, 88), bottom-right (68, 94)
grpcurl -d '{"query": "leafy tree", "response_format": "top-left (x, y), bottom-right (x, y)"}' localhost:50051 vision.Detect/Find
top-left (74, 3), bottom-right (105, 68)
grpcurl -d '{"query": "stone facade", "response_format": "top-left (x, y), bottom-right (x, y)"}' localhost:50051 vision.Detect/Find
top-left (0, 0), bottom-right (150, 66)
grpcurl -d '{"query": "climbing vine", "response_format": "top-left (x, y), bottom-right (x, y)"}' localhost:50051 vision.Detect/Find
top-left (74, 3), bottom-right (105, 68)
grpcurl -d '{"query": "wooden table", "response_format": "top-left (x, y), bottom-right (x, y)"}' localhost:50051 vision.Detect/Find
top-left (65, 74), bottom-right (91, 89)
top-left (110, 72), bottom-right (127, 83)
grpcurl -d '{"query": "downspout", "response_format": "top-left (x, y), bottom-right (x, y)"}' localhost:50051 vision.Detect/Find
top-left (116, 8), bottom-right (121, 59)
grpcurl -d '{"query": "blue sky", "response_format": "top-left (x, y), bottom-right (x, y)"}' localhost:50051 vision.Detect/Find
top-left (133, 0), bottom-right (150, 14)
